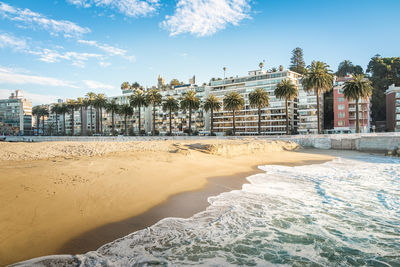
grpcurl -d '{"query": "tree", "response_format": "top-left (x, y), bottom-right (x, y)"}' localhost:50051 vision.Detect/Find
top-left (249, 88), bottom-right (270, 135)
top-left (118, 104), bottom-right (133, 136)
top-left (223, 92), bottom-right (244, 135)
top-left (366, 55), bottom-right (400, 122)
top-left (131, 82), bottom-right (140, 89)
top-left (85, 92), bottom-right (96, 133)
top-left (162, 96), bottom-right (179, 136)
top-left (203, 94), bottom-right (222, 135)
top-left (95, 94), bottom-right (107, 134)
top-left (121, 82), bottom-right (130, 90)
top-left (32, 106), bottom-right (42, 135)
top-left (170, 79), bottom-right (180, 87)
top-left (59, 104), bottom-right (68, 136)
top-left (223, 67), bottom-right (227, 79)
top-left (336, 60), bottom-right (364, 77)
top-left (76, 97), bottom-right (85, 135)
top-left (259, 62), bottom-right (264, 69)
top-left (40, 106), bottom-right (49, 136)
top-left (343, 74), bottom-right (373, 133)
top-left (50, 104), bottom-right (61, 135)
top-left (106, 99), bottom-right (119, 135)
top-left (302, 61), bottom-right (334, 134)
top-left (274, 79), bottom-right (298, 134)
top-left (66, 100), bottom-right (77, 135)
top-left (180, 90), bottom-right (200, 135)
top-left (130, 90), bottom-right (148, 135)
top-left (289, 47), bottom-right (306, 74)
top-left (146, 89), bottom-right (162, 136)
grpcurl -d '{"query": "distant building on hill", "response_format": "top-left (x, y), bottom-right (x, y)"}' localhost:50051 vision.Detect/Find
top-left (333, 75), bottom-right (371, 133)
top-left (385, 84), bottom-right (400, 132)
top-left (0, 90), bottom-right (32, 135)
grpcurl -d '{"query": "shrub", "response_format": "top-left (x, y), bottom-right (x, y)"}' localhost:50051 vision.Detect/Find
top-left (225, 129), bottom-right (233, 136)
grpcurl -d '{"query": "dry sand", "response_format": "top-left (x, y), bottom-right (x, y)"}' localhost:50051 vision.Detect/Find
top-left (0, 139), bottom-right (335, 266)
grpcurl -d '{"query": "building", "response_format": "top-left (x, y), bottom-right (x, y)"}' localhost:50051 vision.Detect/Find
top-left (385, 84), bottom-right (400, 132)
top-left (0, 90), bottom-right (32, 135)
top-left (209, 68), bottom-right (316, 135)
top-left (333, 76), bottom-right (371, 133)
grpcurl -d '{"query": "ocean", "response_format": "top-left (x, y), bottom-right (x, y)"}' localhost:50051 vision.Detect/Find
top-left (15, 155), bottom-right (400, 266)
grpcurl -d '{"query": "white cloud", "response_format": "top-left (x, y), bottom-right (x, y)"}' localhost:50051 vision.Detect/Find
top-left (67, 0), bottom-right (159, 17)
top-left (29, 48), bottom-right (103, 67)
top-left (77, 39), bottom-right (135, 62)
top-left (0, 65), bottom-right (78, 88)
top-left (0, 33), bottom-right (28, 50)
top-left (83, 80), bottom-right (115, 90)
top-left (0, 1), bottom-right (90, 37)
top-left (162, 0), bottom-right (251, 37)
top-left (0, 89), bottom-right (59, 105)
top-left (99, 61), bottom-right (111, 67)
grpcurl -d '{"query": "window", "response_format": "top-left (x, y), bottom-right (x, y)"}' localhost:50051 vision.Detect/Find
top-left (396, 92), bottom-right (400, 98)
top-left (338, 120), bottom-right (345, 126)
top-left (338, 97), bottom-right (345, 102)
top-left (396, 106), bottom-right (400, 113)
top-left (338, 88), bottom-right (344, 94)
top-left (338, 112), bottom-right (345, 118)
top-left (338, 104), bottom-right (345, 110)
top-left (396, 114), bottom-right (400, 120)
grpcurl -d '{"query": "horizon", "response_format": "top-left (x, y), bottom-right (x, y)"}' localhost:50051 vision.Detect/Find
top-left (0, 0), bottom-right (399, 105)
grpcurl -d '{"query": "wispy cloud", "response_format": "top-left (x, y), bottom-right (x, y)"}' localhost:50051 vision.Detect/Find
top-left (78, 39), bottom-right (135, 62)
top-left (0, 33), bottom-right (28, 50)
top-left (0, 2), bottom-right (90, 37)
top-left (67, 0), bottom-right (160, 17)
top-left (162, 0), bottom-right (251, 37)
top-left (83, 80), bottom-right (115, 90)
top-left (0, 89), bottom-right (60, 105)
top-left (30, 48), bottom-right (103, 67)
top-left (0, 65), bottom-right (78, 88)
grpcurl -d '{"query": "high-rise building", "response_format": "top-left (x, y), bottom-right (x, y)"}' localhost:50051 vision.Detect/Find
top-left (0, 90), bottom-right (32, 135)
top-left (385, 84), bottom-right (400, 132)
top-left (333, 76), bottom-right (371, 133)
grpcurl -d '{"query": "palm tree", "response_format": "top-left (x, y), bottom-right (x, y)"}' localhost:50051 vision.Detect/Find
top-left (85, 92), bottom-right (96, 134)
top-left (302, 61), bottom-right (334, 134)
top-left (343, 74), bottom-right (373, 133)
top-left (180, 90), bottom-right (200, 135)
top-left (59, 104), bottom-right (68, 136)
top-left (50, 104), bottom-right (61, 135)
top-left (118, 104), bottom-right (133, 136)
top-left (223, 67), bottom-right (226, 79)
top-left (223, 92), bottom-right (244, 135)
top-left (95, 94), bottom-right (107, 135)
top-left (249, 88), bottom-right (270, 135)
top-left (76, 97), bottom-right (85, 135)
top-left (66, 100), bottom-right (77, 136)
top-left (40, 106), bottom-right (49, 136)
top-left (146, 89), bottom-right (162, 136)
top-left (163, 96), bottom-right (179, 136)
top-left (130, 90), bottom-right (148, 135)
top-left (32, 106), bottom-right (41, 135)
top-left (121, 82), bottom-right (130, 90)
top-left (106, 99), bottom-right (119, 135)
top-left (275, 79), bottom-right (298, 135)
top-left (203, 94), bottom-right (221, 135)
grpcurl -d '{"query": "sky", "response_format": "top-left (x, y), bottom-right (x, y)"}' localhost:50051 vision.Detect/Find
top-left (0, 0), bottom-right (399, 105)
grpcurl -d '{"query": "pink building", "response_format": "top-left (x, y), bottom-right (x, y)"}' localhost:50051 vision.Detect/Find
top-left (333, 76), bottom-right (371, 133)
top-left (385, 84), bottom-right (400, 132)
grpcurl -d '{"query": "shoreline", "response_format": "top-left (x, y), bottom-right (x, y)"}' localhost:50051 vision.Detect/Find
top-left (0, 141), bottom-right (343, 265)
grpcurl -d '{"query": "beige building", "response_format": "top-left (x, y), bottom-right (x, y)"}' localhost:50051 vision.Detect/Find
top-left (0, 90), bottom-right (32, 135)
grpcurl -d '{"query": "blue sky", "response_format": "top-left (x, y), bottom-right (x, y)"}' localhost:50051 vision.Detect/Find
top-left (0, 0), bottom-right (399, 105)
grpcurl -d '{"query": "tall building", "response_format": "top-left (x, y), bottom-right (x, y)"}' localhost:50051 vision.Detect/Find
top-left (385, 84), bottom-right (400, 132)
top-left (333, 76), bottom-right (371, 133)
top-left (0, 90), bottom-right (32, 135)
top-left (209, 68), bottom-right (315, 135)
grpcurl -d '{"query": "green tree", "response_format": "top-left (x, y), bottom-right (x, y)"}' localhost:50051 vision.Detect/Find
top-left (274, 79), bottom-right (298, 134)
top-left (95, 94), bottom-right (107, 134)
top-left (32, 106), bottom-right (41, 135)
top-left (302, 61), bottom-right (334, 134)
top-left (146, 89), bottom-right (162, 136)
top-left (50, 104), bottom-right (61, 135)
top-left (66, 100), bottom-right (77, 136)
top-left (336, 60), bottom-right (364, 77)
top-left (162, 96), bottom-right (179, 136)
top-left (180, 90), bottom-right (200, 135)
top-left (223, 92), bottom-right (244, 135)
top-left (106, 99), bottom-right (119, 135)
top-left (121, 82), bottom-right (130, 90)
top-left (39, 106), bottom-right (48, 136)
top-left (343, 74), bottom-right (373, 133)
top-left (289, 47), bottom-right (306, 74)
top-left (170, 79), bottom-right (180, 87)
top-left (249, 88), bottom-right (270, 135)
top-left (130, 90), bottom-right (148, 135)
top-left (367, 55), bottom-right (400, 122)
top-left (131, 82), bottom-right (140, 89)
top-left (76, 97), bottom-right (85, 135)
top-left (203, 94), bottom-right (222, 135)
top-left (59, 104), bottom-right (68, 136)
top-left (85, 92), bottom-right (96, 133)
top-left (118, 104), bottom-right (133, 136)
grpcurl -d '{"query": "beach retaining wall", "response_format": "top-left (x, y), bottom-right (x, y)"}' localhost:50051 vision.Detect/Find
top-left (3, 133), bottom-right (400, 153)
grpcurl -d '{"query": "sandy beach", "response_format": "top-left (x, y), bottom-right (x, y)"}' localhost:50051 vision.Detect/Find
top-left (0, 139), bottom-right (336, 266)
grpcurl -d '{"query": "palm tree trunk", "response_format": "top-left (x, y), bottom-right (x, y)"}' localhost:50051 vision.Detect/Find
top-left (189, 109), bottom-right (192, 135)
top-left (211, 110), bottom-right (214, 135)
top-left (90, 106), bottom-right (93, 133)
top-left (356, 99), bottom-right (360, 133)
top-left (138, 107), bottom-right (141, 135)
top-left (42, 116), bottom-right (45, 136)
top-left (36, 115), bottom-right (40, 135)
top-left (152, 104), bottom-right (156, 136)
top-left (258, 106), bottom-right (261, 135)
top-left (100, 108), bottom-right (103, 135)
top-left (63, 113), bottom-right (66, 136)
top-left (316, 89), bottom-right (321, 134)
top-left (71, 110), bottom-right (75, 136)
top-left (169, 108), bottom-right (172, 136)
top-left (55, 113), bottom-right (58, 136)
top-left (285, 98), bottom-right (289, 135)
top-left (112, 111), bottom-right (115, 135)
top-left (232, 110), bottom-right (236, 135)
top-left (80, 107), bottom-right (84, 136)
top-left (125, 114), bottom-right (128, 136)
